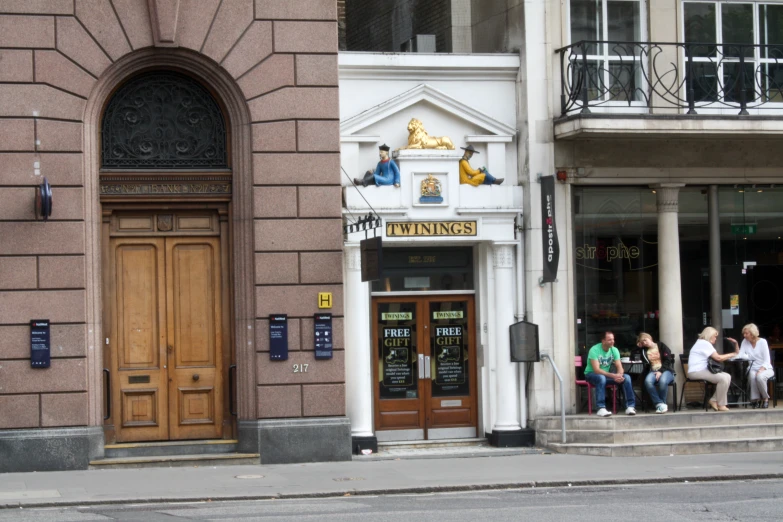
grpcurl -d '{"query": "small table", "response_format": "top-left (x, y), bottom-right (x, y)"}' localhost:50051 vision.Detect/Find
top-left (621, 361), bottom-right (644, 375)
top-left (621, 360), bottom-right (645, 407)
top-left (725, 358), bottom-right (751, 407)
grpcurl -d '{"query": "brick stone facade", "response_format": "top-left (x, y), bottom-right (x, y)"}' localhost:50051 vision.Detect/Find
top-left (0, 0), bottom-right (347, 469)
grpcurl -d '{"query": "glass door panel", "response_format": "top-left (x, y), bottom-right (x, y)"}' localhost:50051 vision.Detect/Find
top-left (378, 302), bottom-right (418, 400)
top-left (425, 298), bottom-right (477, 439)
top-left (430, 301), bottom-right (470, 398)
top-left (374, 300), bottom-right (423, 435)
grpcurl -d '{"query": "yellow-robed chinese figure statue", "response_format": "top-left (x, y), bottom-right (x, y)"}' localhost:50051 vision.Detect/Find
top-left (459, 145), bottom-right (504, 186)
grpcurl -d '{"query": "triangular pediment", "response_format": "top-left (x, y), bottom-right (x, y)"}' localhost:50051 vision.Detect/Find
top-left (340, 84), bottom-right (516, 138)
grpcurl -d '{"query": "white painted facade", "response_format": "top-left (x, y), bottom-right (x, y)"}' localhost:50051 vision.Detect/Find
top-left (339, 1), bottom-right (783, 436)
top-left (339, 52), bottom-right (536, 441)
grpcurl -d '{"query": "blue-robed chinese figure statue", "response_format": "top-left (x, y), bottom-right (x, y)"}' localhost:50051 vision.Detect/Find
top-left (354, 144), bottom-right (400, 187)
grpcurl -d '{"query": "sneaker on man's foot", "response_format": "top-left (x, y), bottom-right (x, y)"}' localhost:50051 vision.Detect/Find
top-left (655, 404), bottom-right (665, 414)
top-left (596, 408), bottom-right (611, 417)
top-left (659, 403), bottom-right (668, 413)
top-left (625, 407), bottom-right (636, 416)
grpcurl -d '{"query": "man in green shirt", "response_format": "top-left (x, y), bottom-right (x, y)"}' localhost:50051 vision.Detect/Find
top-left (584, 331), bottom-right (636, 417)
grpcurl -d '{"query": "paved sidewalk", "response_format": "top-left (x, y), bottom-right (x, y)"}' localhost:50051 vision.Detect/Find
top-left (1, 451), bottom-right (782, 508)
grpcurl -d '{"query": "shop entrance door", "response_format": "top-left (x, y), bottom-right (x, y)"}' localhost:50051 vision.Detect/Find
top-left (373, 296), bottom-right (477, 440)
top-left (105, 211), bottom-right (225, 443)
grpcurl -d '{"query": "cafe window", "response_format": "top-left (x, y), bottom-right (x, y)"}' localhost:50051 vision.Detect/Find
top-left (716, 186), bottom-right (783, 343)
top-left (575, 186), bottom-right (783, 355)
top-left (371, 247), bottom-right (474, 293)
top-left (568, 0), bottom-right (646, 102)
top-left (683, 1), bottom-right (783, 103)
top-left (573, 187), bottom-right (658, 353)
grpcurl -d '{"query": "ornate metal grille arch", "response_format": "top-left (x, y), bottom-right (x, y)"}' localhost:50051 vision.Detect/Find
top-left (101, 71), bottom-right (228, 169)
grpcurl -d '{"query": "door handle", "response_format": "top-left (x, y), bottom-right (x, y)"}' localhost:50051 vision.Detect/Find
top-left (103, 368), bottom-right (111, 421)
top-left (425, 356), bottom-right (431, 379)
top-left (228, 364), bottom-right (237, 416)
top-left (418, 354), bottom-right (424, 379)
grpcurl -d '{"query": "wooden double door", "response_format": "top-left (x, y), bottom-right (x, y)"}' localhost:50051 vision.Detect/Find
top-left (373, 295), bottom-right (477, 440)
top-left (104, 210), bottom-right (227, 442)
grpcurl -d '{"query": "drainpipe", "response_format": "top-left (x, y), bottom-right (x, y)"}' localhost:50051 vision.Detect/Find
top-left (515, 213), bottom-right (527, 428)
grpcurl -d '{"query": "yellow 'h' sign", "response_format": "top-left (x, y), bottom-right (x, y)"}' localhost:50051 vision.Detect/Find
top-left (318, 292), bottom-right (333, 309)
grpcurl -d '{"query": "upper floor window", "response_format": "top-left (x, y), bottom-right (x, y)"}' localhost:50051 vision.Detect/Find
top-left (570, 0), bottom-right (644, 49)
top-left (684, 2), bottom-right (783, 103)
top-left (684, 2), bottom-right (783, 52)
top-left (568, 1), bottom-right (647, 103)
top-left (102, 71), bottom-right (228, 170)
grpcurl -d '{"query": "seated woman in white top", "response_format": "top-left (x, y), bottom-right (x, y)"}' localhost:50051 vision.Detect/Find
top-left (739, 323), bottom-right (774, 409)
top-left (687, 326), bottom-right (739, 411)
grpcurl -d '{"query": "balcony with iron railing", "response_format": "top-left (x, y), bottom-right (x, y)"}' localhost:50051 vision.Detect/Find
top-left (554, 41), bottom-right (783, 139)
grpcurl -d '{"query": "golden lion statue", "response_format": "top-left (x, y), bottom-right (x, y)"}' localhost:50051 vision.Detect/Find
top-left (401, 118), bottom-right (455, 150)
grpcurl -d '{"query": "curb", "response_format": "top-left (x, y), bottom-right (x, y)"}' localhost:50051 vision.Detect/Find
top-left (2, 473), bottom-right (782, 510)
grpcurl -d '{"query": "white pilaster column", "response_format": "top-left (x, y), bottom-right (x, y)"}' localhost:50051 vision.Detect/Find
top-left (492, 243), bottom-right (521, 431)
top-left (655, 184), bottom-right (685, 390)
top-left (344, 245), bottom-right (373, 437)
top-left (486, 142), bottom-right (506, 179)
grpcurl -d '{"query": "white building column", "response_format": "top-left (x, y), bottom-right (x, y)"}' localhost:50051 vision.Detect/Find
top-left (654, 184), bottom-right (685, 395)
top-left (343, 245), bottom-right (375, 451)
top-left (490, 243), bottom-right (522, 443)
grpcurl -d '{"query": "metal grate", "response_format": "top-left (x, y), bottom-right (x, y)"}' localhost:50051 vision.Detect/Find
top-left (101, 71), bottom-right (228, 169)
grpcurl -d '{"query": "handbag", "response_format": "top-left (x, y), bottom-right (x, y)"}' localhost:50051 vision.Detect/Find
top-left (708, 358), bottom-right (724, 374)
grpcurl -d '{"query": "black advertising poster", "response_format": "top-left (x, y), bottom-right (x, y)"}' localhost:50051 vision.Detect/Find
top-left (269, 314), bottom-right (288, 361)
top-left (541, 175), bottom-right (560, 283)
top-left (433, 325), bottom-right (468, 394)
top-left (314, 313), bottom-right (333, 360)
top-left (30, 319), bottom-right (51, 368)
top-left (382, 326), bottom-right (413, 389)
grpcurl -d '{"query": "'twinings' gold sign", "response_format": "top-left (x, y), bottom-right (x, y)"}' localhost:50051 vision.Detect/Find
top-left (386, 221), bottom-right (477, 237)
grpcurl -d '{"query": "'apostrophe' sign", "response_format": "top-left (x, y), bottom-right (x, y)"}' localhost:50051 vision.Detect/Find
top-left (386, 221), bottom-right (477, 237)
top-left (541, 176), bottom-right (559, 283)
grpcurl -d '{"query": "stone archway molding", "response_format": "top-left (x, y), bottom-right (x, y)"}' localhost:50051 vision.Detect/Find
top-left (82, 48), bottom-right (256, 440)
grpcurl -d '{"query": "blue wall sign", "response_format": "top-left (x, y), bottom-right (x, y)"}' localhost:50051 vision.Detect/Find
top-left (314, 313), bottom-right (333, 360)
top-left (30, 319), bottom-right (51, 368)
top-left (269, 314), bottom-right (288, 361)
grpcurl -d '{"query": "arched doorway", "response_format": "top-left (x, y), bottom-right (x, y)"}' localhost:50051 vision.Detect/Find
top-left (99, 70), bottom-right (234, 443)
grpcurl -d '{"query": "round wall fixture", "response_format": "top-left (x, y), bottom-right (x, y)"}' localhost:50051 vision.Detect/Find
top-left (35, 177), bottom-right (53, 221)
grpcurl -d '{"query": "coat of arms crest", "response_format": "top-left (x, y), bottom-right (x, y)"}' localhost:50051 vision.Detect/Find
top-left (419, 174), bottom-right (443, 204)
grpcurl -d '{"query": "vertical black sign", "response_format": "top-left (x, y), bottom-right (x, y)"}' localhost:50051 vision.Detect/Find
top-left (269, 314), bottom-right (288, 361)
top-left (314, 313), bottom-right (333, 360)
top-left (541, 175), bottom-right (560, 283)
top-left (30, 319), bottom-right (51, 368)
top-left (360, 236), bottom-right (383, 282)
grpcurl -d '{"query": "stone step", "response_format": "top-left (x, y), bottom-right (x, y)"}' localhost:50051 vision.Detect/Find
top-left (104, 439), bottom-right (239, 459)
top-left (545, 437), bottom-right (783, 457)
top-left (89, 453), bottom-right (260, 469)
top-left (377, 438), bottom-right (485, 451)
top-left (537, 423), bottom-right (783, 445)
top-left (533, 409), bottom-right (783, 431)
top-left (359, 441), bottom-right (541, 461)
